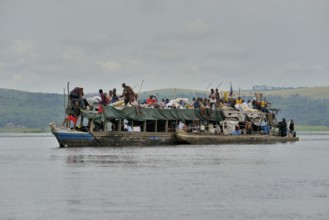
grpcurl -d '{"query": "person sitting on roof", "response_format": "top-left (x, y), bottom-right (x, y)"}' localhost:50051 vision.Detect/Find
top-left (146, 95), bottom-right (155, 107)
top-left (69, 87), bottom-right (86, 109)
top-left (241, 99), bottom-right (249, 111)
top-left (165, 99), bottom-right (172, 109)
top-left (247, 99), bottom-right (253, 109)
top-left (160, 99), bottom-right (165, 109)
top-left (193, 97), bottom-right (201, 109)
top-left (98, 89), bottom-right (109, 106)
top-left (178, 99), bottom-right (185, 109)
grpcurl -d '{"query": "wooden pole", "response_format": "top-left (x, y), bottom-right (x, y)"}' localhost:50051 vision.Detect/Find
top-left (216, 82), bottom-right (222, 89)
top-left (63, 88), bottom-right (66, 118)
top-left (172, 88), bottom-right (177, 107)
top-left (204, 82), bottom-right (213, 96)
top-left (66, 82), bottom-right (70, 127)
top-left (137, 80), bottom-right (144, 102)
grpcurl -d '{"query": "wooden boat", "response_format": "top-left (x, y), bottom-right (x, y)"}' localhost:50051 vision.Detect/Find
top-left (49, 122), bottom-right (179, 147)
top-left (50, 94), bottom-right (298, 147)
top-left (49, 105), bottom-right (217, 147)
top-left (176, 130), bottom-right (299, 145)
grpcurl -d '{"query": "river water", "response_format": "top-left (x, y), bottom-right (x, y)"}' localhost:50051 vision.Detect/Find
top-left (0, 132), bottom-right (328, 220)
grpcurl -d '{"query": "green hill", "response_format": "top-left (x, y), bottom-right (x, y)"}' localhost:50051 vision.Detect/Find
top-left (0, 89), bottom-right (64, 131)
top-left (245, 86), bottom-right (329, 100)
top-left (1, 87), bottom-right (329, 132)
top-left (140, 86), bottom-right (329, 100)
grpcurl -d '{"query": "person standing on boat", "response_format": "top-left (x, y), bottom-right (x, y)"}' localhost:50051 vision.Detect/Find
top-left (278, 118), bottom-right (288, 137)
top-left (209, 88), bottom-right (216, 109)
top-left (215, 88), bottom-right (220, 106)
top-left (108, 90), bottom-right (113, 103)
top-left (111, 88), bottom-right (119, 103)
top-left (289, 119), bottom-right (296, 137)
top-left (120, 83), bottom-right (135, 106)
top-left (245, 119), bottom-right (253, 135)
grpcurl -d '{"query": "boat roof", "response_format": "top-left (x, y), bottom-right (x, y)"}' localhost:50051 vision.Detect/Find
top-left (81, 105), bottom-right (225, 123)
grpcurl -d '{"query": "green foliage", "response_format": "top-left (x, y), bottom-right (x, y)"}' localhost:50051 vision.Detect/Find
top-left (0, 89), bottom-right (65, 129)
top-left (295, 125), bottom-right (329, 132)
top-left (267, 94), bottom-right (329, 126)
top-left (1, 88), bottom-right (329, 130)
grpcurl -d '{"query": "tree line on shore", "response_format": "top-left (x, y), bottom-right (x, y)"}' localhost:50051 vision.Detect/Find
top-left (0, 88), bottom-right (329, 131)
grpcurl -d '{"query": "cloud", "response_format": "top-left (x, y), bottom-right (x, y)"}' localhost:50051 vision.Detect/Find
top-left (0, 0), bottom-right (328, 93)
top-left (139, 0), bottom-right (166, 13)
top-left (191, 65), bottom-right (198, 72)
top-left (97, 61), bottom-right (123, 72)
top-left (9, 40), bottom-right (38, 62)
top-left (61, 48), bottom-right (87, 62)
top-left (13, 74), bottom-right (23, 81)
top-left (126, 59), bottom-right (141, 65)
top-left (183, 19), bottom-right (212, 35)
top-left (285, 62), bottom-right (324, 73)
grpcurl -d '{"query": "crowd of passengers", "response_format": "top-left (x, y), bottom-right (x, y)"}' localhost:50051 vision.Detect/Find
top-left (68, 84), bottom-right (269, 111)
top-left (64, 83), bottom-right (295, 137)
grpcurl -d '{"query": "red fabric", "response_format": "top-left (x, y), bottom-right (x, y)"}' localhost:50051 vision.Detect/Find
top-left (146, 98), bottom-right (155, 105)
top-left (67, 115), bottom-right (78, 125)
top-left (98, 105), bottom-right (103, 113)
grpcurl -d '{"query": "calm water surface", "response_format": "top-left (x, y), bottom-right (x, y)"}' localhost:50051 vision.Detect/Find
top-left (0, 132), bottom-right (329, 220)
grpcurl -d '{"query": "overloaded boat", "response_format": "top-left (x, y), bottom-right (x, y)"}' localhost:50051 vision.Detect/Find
top-left (49, 93), bottom-right (299, 147)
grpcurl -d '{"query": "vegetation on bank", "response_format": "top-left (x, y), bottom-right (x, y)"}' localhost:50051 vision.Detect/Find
top-left (1, 87), bottom-right (329, 131)
top-left (0, 127), bottom-right (49, 133)
top-left (295, 125), bottom-right (329, 132)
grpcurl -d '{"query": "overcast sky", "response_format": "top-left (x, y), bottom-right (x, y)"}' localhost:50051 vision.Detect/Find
top-left (0, 0), bottom-right (328, 94)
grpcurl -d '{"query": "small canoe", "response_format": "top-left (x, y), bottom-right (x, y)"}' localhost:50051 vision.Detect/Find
top-left (176, 130), bottom-right (299, 145)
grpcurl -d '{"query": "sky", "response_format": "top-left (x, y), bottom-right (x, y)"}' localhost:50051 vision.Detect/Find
top-left (0, 0), bottom-right (328, 94)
